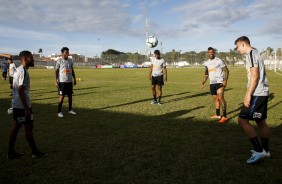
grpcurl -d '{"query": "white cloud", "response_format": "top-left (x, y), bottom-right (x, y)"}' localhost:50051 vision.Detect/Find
top-left (0, 0), bottom-right (132, 34)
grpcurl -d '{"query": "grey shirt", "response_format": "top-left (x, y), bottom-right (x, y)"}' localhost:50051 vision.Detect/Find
top-left (55, 58), bottom-right (73, 83)
top-left (245, 49), bottom-right (269, 96)
top-left (204, 57), bottom-right (226, 84)
top-left (12, 65), bottom-right (31, 109)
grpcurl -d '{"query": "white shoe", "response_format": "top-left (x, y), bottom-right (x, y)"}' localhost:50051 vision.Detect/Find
top-left (58, 112), bottom-right (64, 118)
top-left (247, 150), bottom-right (266, 164)
top-left (68, 110), bottom-right (76, 115)
top-left (251, 149), bottom-right (270, 158)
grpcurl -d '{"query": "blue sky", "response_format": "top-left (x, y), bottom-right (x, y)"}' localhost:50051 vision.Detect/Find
top-left (0, 0), bottom-right (281, 57)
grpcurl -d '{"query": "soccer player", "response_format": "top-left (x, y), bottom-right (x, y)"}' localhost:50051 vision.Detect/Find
top-left (200, 47), bottom-right (229, 123)
top-left (149, 50), bottom-right (167, 105)
top-left (55, 47), bottom-right (77, 117)
top-left (8, 50), bottom-right (46, 159)
top-left (2, 62), bottom-right (8, 80)
top-left (8, 58), bottom-right (17, 96)
top-left (235, 36), bottom-right (270, 164)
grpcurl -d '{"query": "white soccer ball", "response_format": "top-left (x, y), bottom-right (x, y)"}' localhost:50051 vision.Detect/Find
top-left (146, 35), bottom-right (158, 48)
top-left (7, 108), bottom-right (13, 115)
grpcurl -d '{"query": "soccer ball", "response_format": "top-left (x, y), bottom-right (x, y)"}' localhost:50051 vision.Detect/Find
top-left (146, 35), bottom-right (158, 48)
top-left (7, 108), bottom-right (13, 115)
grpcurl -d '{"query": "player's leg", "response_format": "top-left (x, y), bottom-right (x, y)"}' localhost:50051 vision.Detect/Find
top-left (9, 76), bottom-right (13, 96)
top-left (67, 82), bottom-right (76, 114)
top-left (157, 85), bottom-right (163, 104)
top-left (8, 121), bottom-right (23, 158)
top-left (8, 109), bottom-right (25, 159)
top-left (217, 86), bottom-right (228, 123)
top-left (256, 120), bottom-right (270, 156)
top-left (23, 113), bottom-right (46, 158)
top-left (151, 76), bottom-right (157, 104)
top-left (157, 76), bottom-right (164, 104)
top-left (210, 84), bottom-right (220, 119)
top-left (239, 99), bottom-right (266, 164)
top-left (57, 82), bottom-right (65, 117)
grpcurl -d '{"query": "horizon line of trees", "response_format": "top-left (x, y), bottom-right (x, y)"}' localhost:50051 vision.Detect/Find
top-left (100, 48), bottom-right (243, 65)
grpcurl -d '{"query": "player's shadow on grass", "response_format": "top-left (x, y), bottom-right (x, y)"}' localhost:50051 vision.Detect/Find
top-left (1, 99), bottom-right (282, 183)
top-left (99, 91), bottom-right (192, 110)
top-left (159, 106), bottom-right (205, 120)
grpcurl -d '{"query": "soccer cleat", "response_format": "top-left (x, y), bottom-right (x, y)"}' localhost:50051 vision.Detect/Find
top-left (210, 115), bottom-right (221, 119)
top-left (158, 102), bottom-right (163, 106)
top-left (32, 151), bottom-right (47, 158)
top-left (151, 101), bottom-right (157, 104)
top-left (58, 112), bottom-right (64, 118)
top-left (246, 150), bottom-right (266, 164)
top-left (219, 117), bottom-right (228, 123)
top-left (68, 110), bottom-right (76, 115)
top-left (251, 150), bottom-right (270, 158)
top-left (7, 151), bottom-right (24, 159)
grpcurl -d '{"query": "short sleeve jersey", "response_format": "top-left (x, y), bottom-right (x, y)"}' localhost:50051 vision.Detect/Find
top-left (245, 49), bottom-right (269, 96)
top-left (55, 58), bottom-right (73, 83)
top-left (151, 58), bottom-right (166, 77)
top-left (204, 57), bottom-right (226, 84)
top-left (9, 63), bottom-right (16, 77)
top-left (12, 65), bottom-right (31, 109)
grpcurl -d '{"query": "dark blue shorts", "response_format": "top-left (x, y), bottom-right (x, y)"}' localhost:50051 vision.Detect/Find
top-left (239, 96), bottom-right (268, 121)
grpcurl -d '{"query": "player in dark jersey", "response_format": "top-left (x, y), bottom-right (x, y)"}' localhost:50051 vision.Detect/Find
top-left (55, 47), bottom-right (77, 117)
top-left (8, 51), bottom-right (46, 159)
top-left (235, 36), bottom-right (270, 164)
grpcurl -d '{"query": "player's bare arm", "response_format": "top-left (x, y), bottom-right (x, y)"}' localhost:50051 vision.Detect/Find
top-left (244, 67), bottom-right (259, 107)
top-left (72, 69), bottom-right (76, 85)
top-left (200, 68), bottom-right (209, 90)
top-left (149, 65), bottom-right (153, 80)
top-left (55, 69), bottom-right (59, 87)
top-left (222, 66), bottom-right (229, 87)
top-left (163, 66), bottom-right (167, 82)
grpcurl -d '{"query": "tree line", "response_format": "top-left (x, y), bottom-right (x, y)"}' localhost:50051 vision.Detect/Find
top-left (100, 48), bottom-right (244, 65)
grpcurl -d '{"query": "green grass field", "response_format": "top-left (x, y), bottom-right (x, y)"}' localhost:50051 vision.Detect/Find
top-left (0, 67), bottom-right (282, 183)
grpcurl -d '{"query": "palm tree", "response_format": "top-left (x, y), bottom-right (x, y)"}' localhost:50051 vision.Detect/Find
top-left (38, 48), bottom-right (43, 58)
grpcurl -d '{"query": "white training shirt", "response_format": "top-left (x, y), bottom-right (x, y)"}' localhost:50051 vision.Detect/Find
top-left (151, 58), bottom-right (166, 77)
top-left (12, 65), bottom-right (31, 109)
top-left (204, 57), bottom-right (226, 84)
top-left (9, 63), bottom-right (16, 77)
top-left (55, 58), bottom-right (73, 83)
top-left (245, 49), bottom-right (269, 96)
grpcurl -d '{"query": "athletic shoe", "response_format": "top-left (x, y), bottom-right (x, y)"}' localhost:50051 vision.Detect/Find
top-left (58, 112), bottom-right (64, 118)
top-left (219, 117), bottom-right (228, 123)
top-left (32, 151), bottom-right (47, 158)
top-left (251, 149), bottom-right (271, 158)
top-left (151, 101), bottom-right (157, 104)
top-left (210, 115), bottom-right (221, 119)
top-left (246, 150), bottom-right (266, 164)
top-left (158, 102), bottom-right (163, 106)
top-left (7, 151), bottom-right (24, 159)
top-left (68, 110), bottom-right (76, 115)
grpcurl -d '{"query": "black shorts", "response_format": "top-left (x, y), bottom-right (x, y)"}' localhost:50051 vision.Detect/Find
top-left (58, 82), bottom-right (73, 96)
top-left (210, 83), bottom-right (223, 95)
top-left (13, 108), bottom-right (33, 125)
top-left (9, 76), bottom-right (13, 85)
top-left (239, 96), bottom-right (268, 121)
top-left (151, 75), bottom-right (164, 86)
